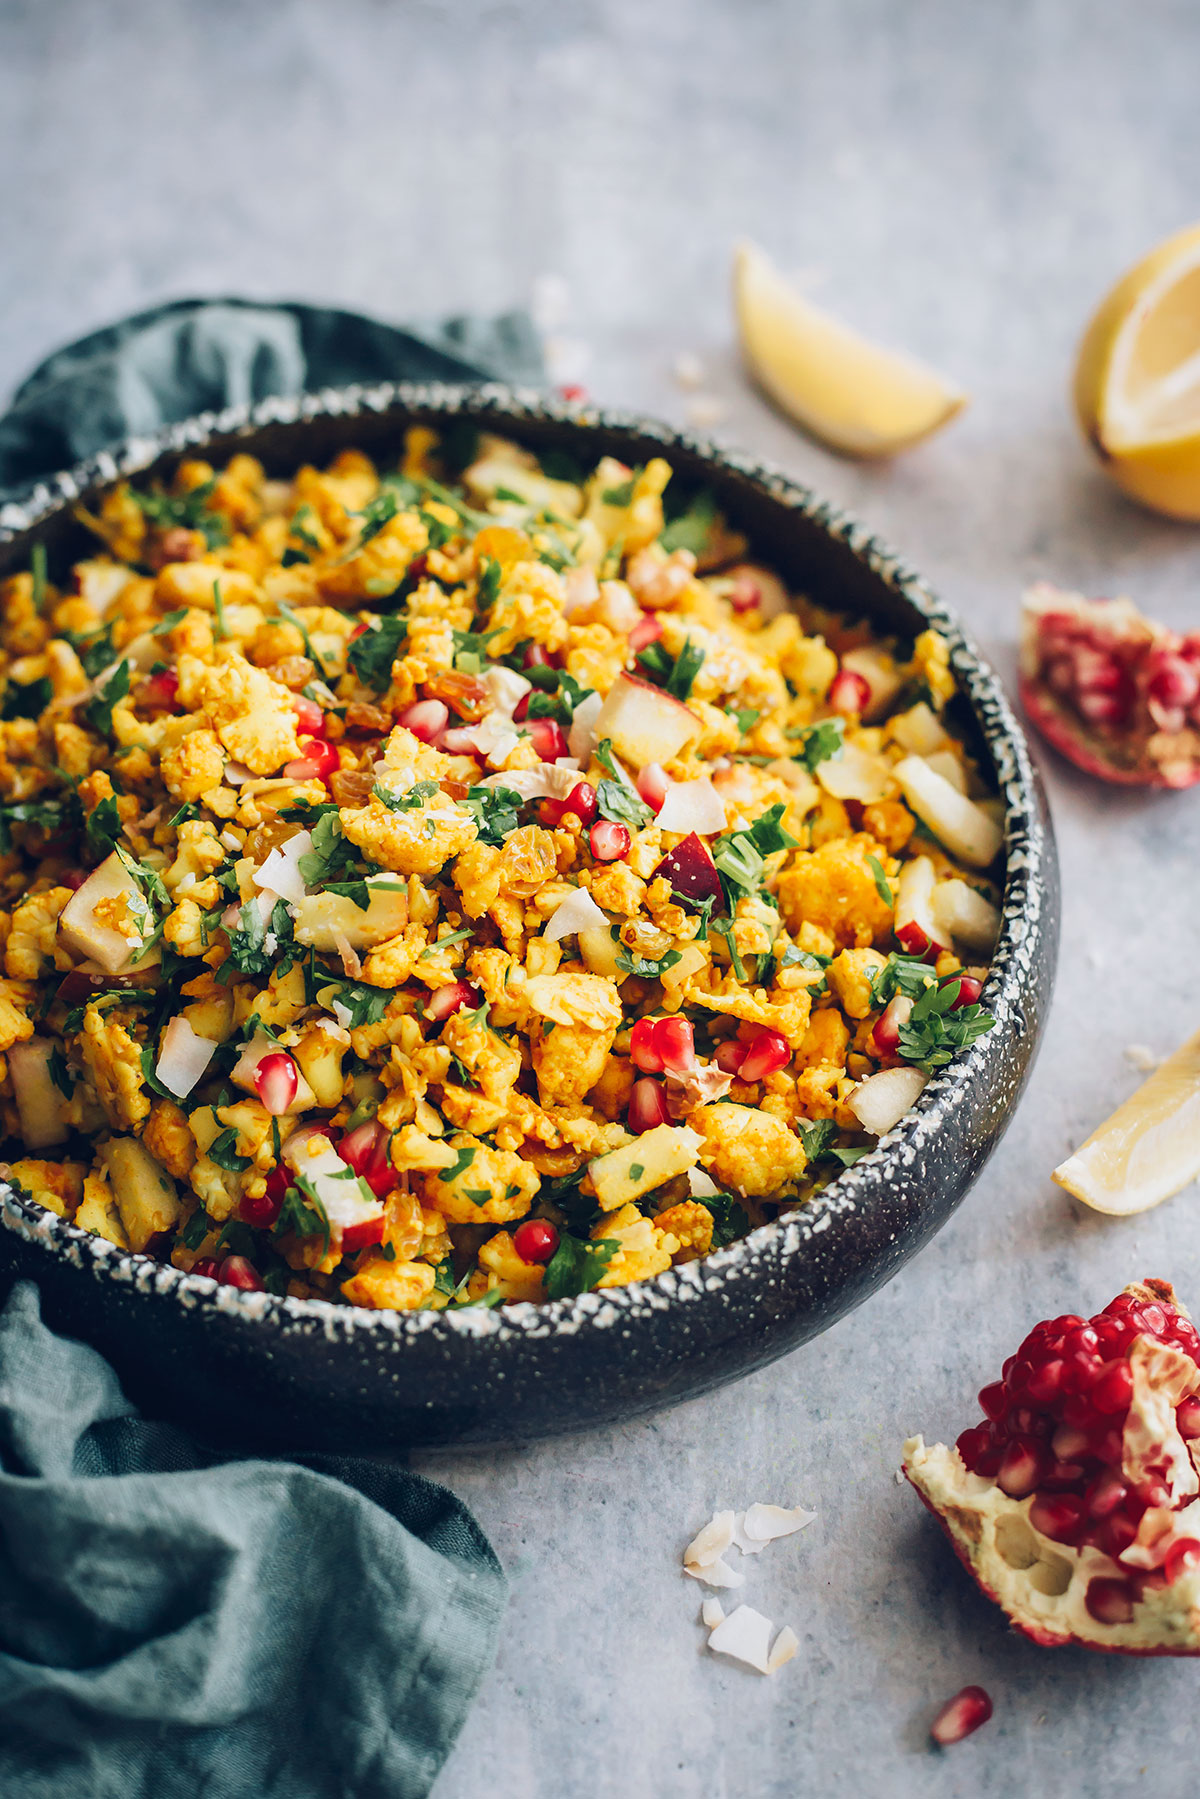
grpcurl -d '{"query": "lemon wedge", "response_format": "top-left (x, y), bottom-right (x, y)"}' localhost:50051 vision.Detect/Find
top-left (1052, 1029), bottom-right (1200, 1216)
top-left (732, 241), bottom-right (967, 459)
top-left (1074, 222), bottom-right (1200, 520)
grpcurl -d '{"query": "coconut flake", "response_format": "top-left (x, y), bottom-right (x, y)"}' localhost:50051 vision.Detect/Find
top-left (331, 998), bottom-right (355, 1029)
top-left (701, 1596), bottom-right (726, 1630)
top-left (741, 1503), bottom-right (819, 1544)
top-left (707, 1606), bottom-right (774, 1674)
top-left (668, 1062), bottom-right (733, 1108)
top-left (481, 763), bottom-right (579, 801)
top-left (568, 690), bottom-right (604, 761)
top-left (767, 1626), bottom-right (799, 1672)
top-left (544, 888), bottom-right (608, 941)
top-left (849, 1065), bottom-right (928, 1135)
top-left (684, 1510), bottom-right (736, 1568)
top-left (563, 566), bottom-right (600, 615)
top-left (683, 1554), bottom-right (746, 1589)
top-left (655, 779), bottom-right (726, 836)
top-left (253, 831), bottom-right (313, 905)
top-left (155, 1016), bottom-right (218, 1099)
top-left (484, 665), bottom-right (531, 718)
top-left (222, 761), bottom-right (255, 786)
top-left (688, 1167), bottom-right (721, 1198)
top-left (462, 713), bottom-right (522, 767)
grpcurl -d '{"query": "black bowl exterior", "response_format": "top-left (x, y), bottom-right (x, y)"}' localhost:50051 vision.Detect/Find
top-left (0, 385), bottom-right (1059, 1449)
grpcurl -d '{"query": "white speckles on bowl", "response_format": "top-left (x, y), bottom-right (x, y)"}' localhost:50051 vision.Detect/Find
top-left (0, 386), bottom-right (1058, 1447)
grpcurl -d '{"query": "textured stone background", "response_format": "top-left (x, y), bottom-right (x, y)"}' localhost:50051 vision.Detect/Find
top-left (4, 1), bottom-right (1200, 1793)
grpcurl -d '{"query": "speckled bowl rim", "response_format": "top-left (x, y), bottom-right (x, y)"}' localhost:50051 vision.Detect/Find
top-left (0, 381), bottom-right (1048, 1347)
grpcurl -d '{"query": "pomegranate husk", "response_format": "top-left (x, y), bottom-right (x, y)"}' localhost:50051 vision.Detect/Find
top-left (903, 1278), bottom-right (1200, 1654)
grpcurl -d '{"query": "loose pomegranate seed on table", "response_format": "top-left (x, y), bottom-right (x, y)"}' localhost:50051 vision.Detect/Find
top-left (929, 1685), bottom-right (992, 1746)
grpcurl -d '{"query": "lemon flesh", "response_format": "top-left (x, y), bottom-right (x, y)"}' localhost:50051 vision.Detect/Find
top-left (1052, 1028), bottom-right (1200, 1216)
top-left (1074, 222), bottom-right (1200, 520)
top-left (732, 241), bottom-right (967, 459)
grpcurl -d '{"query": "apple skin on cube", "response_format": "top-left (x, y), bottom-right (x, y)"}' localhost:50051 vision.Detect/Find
top-left (593, 673), bottom-right (701, 770)
top-left (653, 834), bottom-right (723, 910)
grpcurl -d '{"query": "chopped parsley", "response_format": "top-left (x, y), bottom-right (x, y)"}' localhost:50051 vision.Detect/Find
top-left (659, 488), bottom-right (716, 555)
top-left (789, 717), bottom-right (845, 774)
top-left (707, 1189), bottom-right (751, 1249)
top-left (636, 634), bottom-right (706, 700)
top-left (896, 973), bottom-right (996, 1071)
top-left (712, 803), bottom-right (799, 907)
top-left (84, 793), bottom-right (122, 858)
top-left (593, 738), bottom-right (652, 830)
top-left (543, 1232), bottom-right (621, 1300)
top-left (347, 616), bottom-right (407, 691)
top-left (461, 785), bottom-right (524, 847)
top-left (130, 477), bottom-right (227, 548)
top-left (439, 1145), bottom-right (477, 1183)
top-left (83, 660), bottom-right (131, 739)
top-left (1, 675), bottom-right (52, 721)
top-left (867, 855), bottom-right (894, 908)
top-left (207, 1128), bottom-right (252, 1173)
top-left (372, 779), bottom-right (438, 812)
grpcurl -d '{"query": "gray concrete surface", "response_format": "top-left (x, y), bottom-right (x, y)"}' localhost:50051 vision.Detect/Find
top-left (4, 1), bottom-right (1200, 1793)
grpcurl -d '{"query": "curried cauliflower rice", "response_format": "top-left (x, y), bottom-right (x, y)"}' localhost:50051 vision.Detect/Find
top-left (0, 430), bottom-right (1003, 1309)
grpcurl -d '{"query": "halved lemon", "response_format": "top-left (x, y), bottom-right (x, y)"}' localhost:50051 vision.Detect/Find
top-left (1075, 222), bottom-right (1200, 520)
top-left (1052, 1029), bottom-right (1200, 1216)
top-left (732, 241), bottom-right (967, 459)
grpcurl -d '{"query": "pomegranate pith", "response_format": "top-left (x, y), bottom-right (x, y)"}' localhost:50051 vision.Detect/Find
top-left (905, 1279), bottom-right (1200, 1655)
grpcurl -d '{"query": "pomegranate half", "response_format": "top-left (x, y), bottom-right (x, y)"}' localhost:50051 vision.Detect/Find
top-left (904, 1279), bottom-right (1200, 1653)
top-left (1019, 581), bottom-right (1200, 788)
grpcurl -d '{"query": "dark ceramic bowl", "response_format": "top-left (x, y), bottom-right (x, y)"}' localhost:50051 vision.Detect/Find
top-left (0, 384), bottom-right (1058, 1448)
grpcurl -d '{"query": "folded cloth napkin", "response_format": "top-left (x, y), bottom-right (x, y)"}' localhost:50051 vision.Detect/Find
top-left (0, 297), bottom-right (536, 1797)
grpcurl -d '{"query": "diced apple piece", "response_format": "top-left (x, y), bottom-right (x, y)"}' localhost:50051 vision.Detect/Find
top-left (848, 1066), bottom-right (928, 1135)
top-left (59, 851), bottom-right (151, 975)
top-left (894, 756), bottom-right (1003, 869)
top-left (931, 878), bottom-right (1001, 954)
top-left (101, 1136), bottom-right (181, 1252)
top-left (923, 749), bottom-right (967, 792)
top-left (893, 856), bottom-right (947, 960)
top-left (291, 877), bottom-right (410, 952)
top-left (577, 921), bottom-right (624, 979)
top-left (9, 1038), bottom-right (68, 1149)
top-left (281, 1129), bottom-right (385, 1250)
top-left (593, 673), bottom-right (701, 770)
top-left (890, 701), bottom-right (950, 756)
top-left (230, 1032), bottom-right (316, 1111)
top-left (653, 834), bottom-right (723, 909)
top-left (292, 1024), bottom-right (349, 1110)
top-left (816, 740), bottom-right (893, 804)
top-left (840, 645), bottom-right (905, 721)
top-left (589, 1123), bottom-right (703, 1212)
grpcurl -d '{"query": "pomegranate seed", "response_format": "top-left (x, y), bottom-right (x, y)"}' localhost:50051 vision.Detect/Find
top-left (61, 869), bottom-right (87, 891)
top-left (590, 819), bottom-right (630, 862)
top-left (977, 1380), bottom-right (1008, 1422)
top-left (523, 644), bottom-right (552, 670)
top-left (871, 994), bottom-right (910, 1058)
top-left (218, 1255), bottom-right (265, 1292)
top-left (426, 980), bottom-right (477, 1022)
top-left (950, 974), bottom-right (984, 1009)
top-left (1085, 1577), bottom-right (1135, 1626)
top-left (284, 736), bottom-right (340, 785)
top-left (828, 668), bottom-right (871, 717)
top-left (628, 614), bottom-right (663, 653)
top-left (713, 1039), bottom-right (747, 1076)
top-left (1084, 1468), bottom-right (1127, 1520)
top-left (997, 1437), bottom-right (1046, 1498)
top-left (628, 1078), bottom-right (670, 1133)
top-left (397, 699), bottom-right (450, 743)
top-left (253, 1051), bottom-right (299, 1116)
top-left (141, 668), bottom-right (179, 711)
top-left (635, 763), bottom-right (672, 813)
top-left (1177, 1396), bottom-right (1200, 1439)
top-left (541, 781), bottom-right (599, 828)
top-left (1091, 1361), bottom-right (1133, 1414)
top-left (631, 1015), bottom-right (696, 1076)
top-left (291, 694), bottom-right (326, 737)
top-left (440, 726), bottom-right (484, 756)
top-left (630, 1017), bottom-right (665, 1074)
top-left (558, 383), bottom-right (587, 402)
top-left (338, 1119), bottom-right (398, 1200)
top-left (513, 693), bottom-right (533, 723)
top-left (240, 1186), bottom-right (284, 1228)
top-left (513, 1218), bottom-right (560, 1264)
top-left (1029, 1491), bottom-right (1085, 1545)
top-left (1097, 1511), bottom-right (1139, 1558)
top-left (1163, 1538), bottom-right (1200, 1585)
top-left (730, 571), bottom-right (761, 613)
top-left (738, 1029), bottom-right (790, 1083)
top-left (528, 717), bottom-right (568, 761)
top-left (1050, 1423), bottom-right (1089, 1461)
top-left (191, 1256), bottom-right (221, 1280)
top-left (930, 1685), bottom-right (992, 1747)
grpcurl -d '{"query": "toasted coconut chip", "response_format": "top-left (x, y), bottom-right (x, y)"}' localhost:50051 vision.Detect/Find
top-left (741, 1503), bottom-right (819, 1544)
top-left (707, 1605), bottom-right (774, 1674)
top-left (683, 1554), bottom-right (745, 1589)
top-left (688, 1167), bottom-right (721, 1198)
top-left (767, 1626), bottom-right (799, 1672)
top-left (684, 1509), bottom-right (736, 1568)
top-left (544, 887), bottom-right (609, 942)
top-left (701, 1597), bottom-right (726, 1630)
top-left (731, 1516), bottom-right (768, 1556)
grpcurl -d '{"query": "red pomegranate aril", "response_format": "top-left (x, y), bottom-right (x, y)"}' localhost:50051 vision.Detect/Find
top-left (1162, 1538), bottom-right (1200, 1584)
top-left (397, 699), bottom-right (450, 743)
top-left (950, 975), bottom-right (984, 1010)
top-left (1096, 1511), bottom-right (1140, 1558)
top-left (564, 780), bottom-right (598, 825)
top-left (527, 717), bottom-right (568, 762)
top-left (253, 1051), bottom-right (299, 1116)
top-left (1091, 1361), bottom-right (1134, 1414)
top-left (440, 726), bottom-right (484, 757)
top-left (240, 1186), bottom-right (284, 1228)
top-left (338, 1119), bottom-right (383, 1178)
top-left (218, 1255), bottom-right (265, 1292)
top-left (930, 1685), bottom-right (992, 1747)
top-left (291, 694), bottom-right (326, 736)
top-left (737, 1029), bottom-right (790, 1083)
top-left (513, 693), bottom-right (532, 723)
top-left (714, 1038), bottom-right (748, 1077)
top-left (590, 819), bottom-right (630, 862)
top-left (1029, 1492), bottom-right (1085, 1545)
top-left (635, 762), bottom-right (672, 813)
top-left (628, 614), bottom-right (663, 653)
top-left (730, 572), bottom-right (762, 613)
top-left (1085, 1577), bottom-right (1135, 1626)
top-left (191, 1256), bottom-right (221, 1280)
top-left (427, 980), bottom-right (477, 1022)
top-left (513, 1218), bottom-right (560, 1265)
top-left (630, 1017), bottom-right (665, 1074)
top-left (1084, 1469), bottom-right (1128, 1520)
top-left (871, 994), bottom-right (909, 1058)
top-left (142, 668), bottom-right (179, 711)
top-left (1050, 1423), bottom-right (1089, 1462)
top-left (1177, 1396), bottom-right (1200, 1439)
top-left (997, 1438), bottom-right (1046, 1498)
top-left (284, 736), bottom-right (340, 785)
top-left (654, 1015), bottom-right (695, 1075)
top-left (828, 668), bottom-right (871, 717)
top-left (1023, 1358), bottom-right (1066, 1404)
top-left (628, 1078), bottom-right (670, 1133)
top-left (523, 644), bottom-right (552, 670)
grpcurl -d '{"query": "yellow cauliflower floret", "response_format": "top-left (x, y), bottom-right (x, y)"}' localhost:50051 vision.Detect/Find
top-left (826, 948), bottom-right (888, 1020)
top-left (911, 629), bottom-right (956, 710)
top-left (653, 1199), bottom-right (714, 1259)
top-left (691, 1102), bottom-right (807, 1198)
top-left (339, 793), bottom-right (477, 879)
top-left (318, 510), bottom-right (428, 604)
top-left (477, 1229), bottom-right (546, 1303)
top-left (483, 561), bottom-right (569, 656)
top-left (200, 655), bottom-right (301, 774)
top-left (142, 1098), bottom-right (198, 1180)
top-left (593, 1202), bottom-right (676, 1288)
top-left (522, 971), bottom-right (623, 1033)
top-left (75, 1169), bottom-right (129, 1248)
top-left (79, 1004), bottom-right (150, 1131)
top-left (5, 887), bottom-right (71, 979)
top-left (421, 1135), bottom-right (540, 1225)
top-left (533, 1018), bottom-right (618, 1107)
top-left (53, 720), bottom-right (100, 779)
top-left (164, 819), bottom-right (226, 894)
top-left (796, 1007), bottom-right (850, 1069)
top-left (163, 899), bottom-right (207, 958)
top-left (8, 1157), bottom-right (85, 1218)
top-left (0, 980), bottom-right (35, 1053)
top-left (776, 836), bottom-right (895, 950)
top-left (340, 1254), bottom-right (437, 1311)
top-left (564, 622), bottom-right (626, 694)
top-left (160, 728), bottom-right (225, 801)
